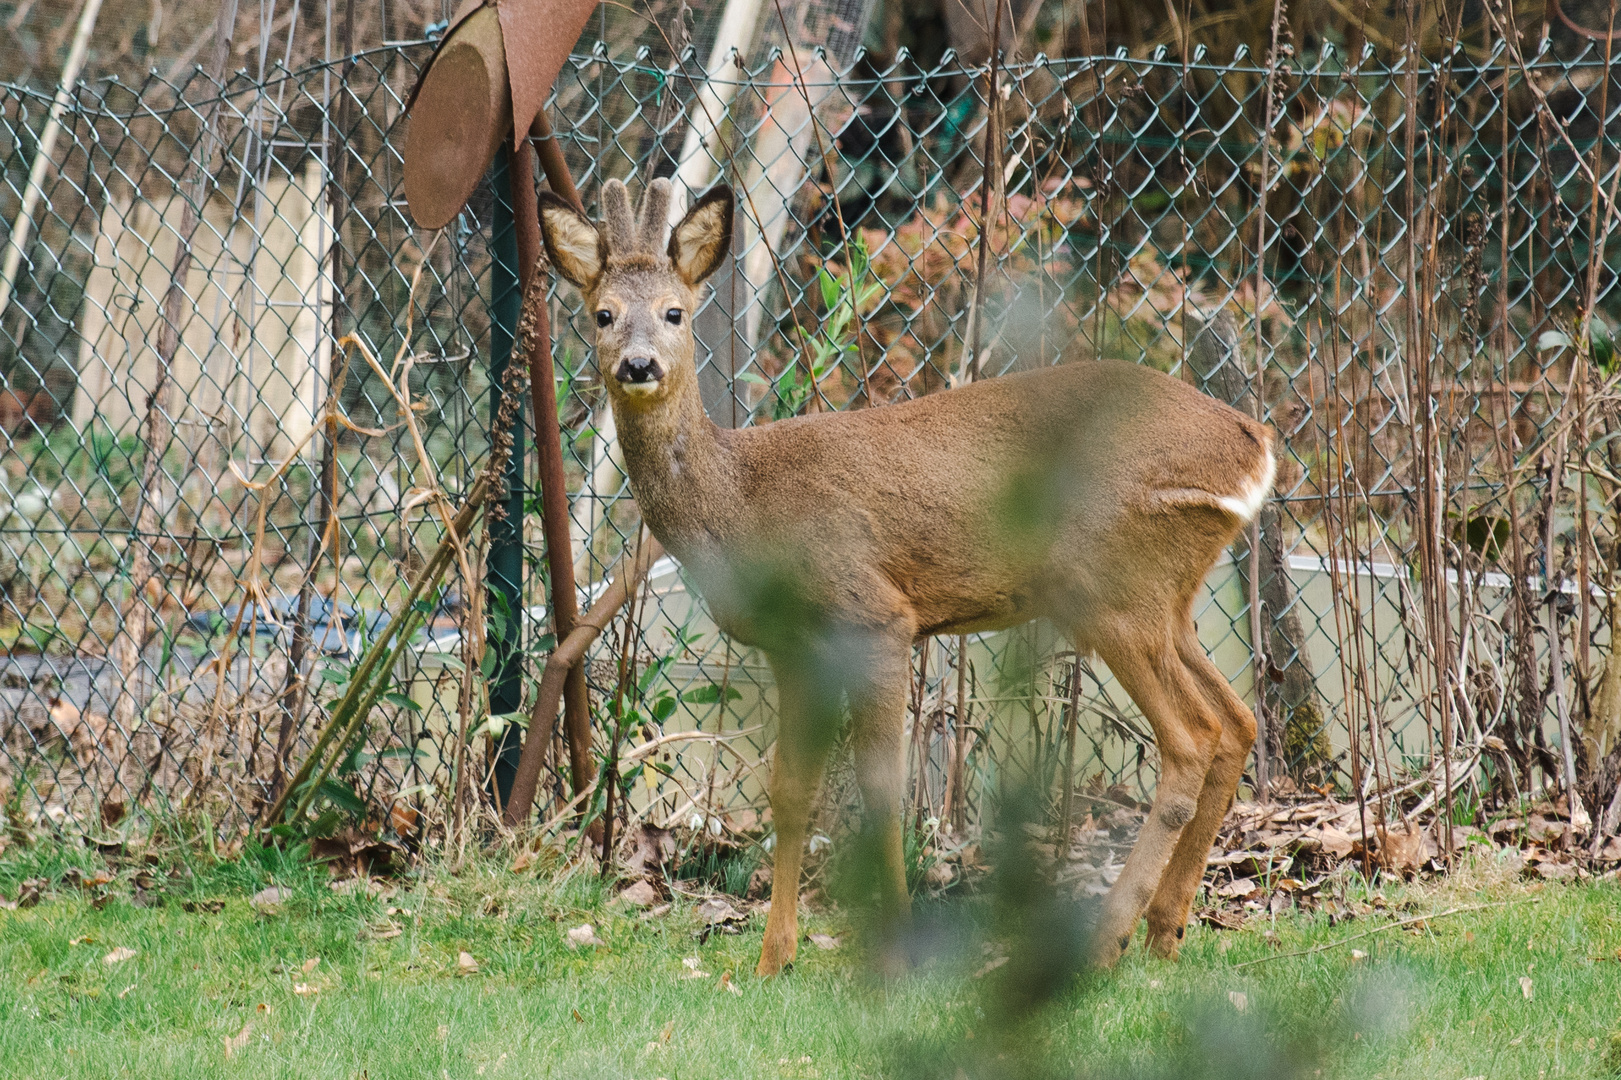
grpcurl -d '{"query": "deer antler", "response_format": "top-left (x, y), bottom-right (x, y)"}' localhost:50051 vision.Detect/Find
top-left (636, 178), bottom-right (672, 254)
top-left (600, 179), bottom-right (637, 253)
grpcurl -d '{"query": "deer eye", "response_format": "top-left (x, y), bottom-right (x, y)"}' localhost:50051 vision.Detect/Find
top-left (665, 308), bottom-right (683, 326)
top-left (595, 309), bottom-right (612, 328)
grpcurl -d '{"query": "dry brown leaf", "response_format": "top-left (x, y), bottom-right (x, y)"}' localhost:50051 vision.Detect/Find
top-left (293, 982), bottom-right (319, 996)
top-left (1526, 815), bottom-right (1568, 845)
top-left (251, 886), bottom-right (289, 914)
top-left (623, 824), bottom-right (677, 879)
top-left (1374, 823), bottom-right (1427, 874)
top-left (680, 956), bottom-right (712, 980)
top-left (717, 971), bottom-right (742, 996)
top-left (1519, 975), bottom-right (1534, 1000)
top-left (1228, 991), bottom-right (1249, 1013)
top-left (300, 957), bottom-right (320, 974)
top-left (102, 947), bottom-right (137, 965)
top-left (510, 849), bottom-right (536, 874)
top-left (457, 951), bottom-right (480, 974)
top-left (566, 924), bottom-right (603, 949)
top-left (972, 955), bottom-right (1009, 979)
top-left (1196, 908), bottom-right (1245, 931)
top-left (1312, 826), bottom-right (1355, 859)
top-left (617, 879), bottom-right (658, 908)
top-left (807, 933), bottom-right (841, 950)
top-left (223, 1022), bottom-right (251, 1059)
top-left (1530, 860), bottom-right (1579, 883)
top-left (695, 898), bottom-right (746, 928)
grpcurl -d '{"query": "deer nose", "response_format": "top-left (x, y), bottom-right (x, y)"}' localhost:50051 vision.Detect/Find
top-left (616, 356), bottom-right (660, 384)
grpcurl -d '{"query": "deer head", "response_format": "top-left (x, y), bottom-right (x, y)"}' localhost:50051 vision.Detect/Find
top-left (537, 178), bottom-right (733, 409)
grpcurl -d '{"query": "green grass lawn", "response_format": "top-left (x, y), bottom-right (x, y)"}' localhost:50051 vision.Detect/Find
top-left (1, 842), bottom-right (1619, 1079)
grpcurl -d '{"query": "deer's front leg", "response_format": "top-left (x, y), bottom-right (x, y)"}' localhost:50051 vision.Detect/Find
top-left (846, 629), bottom-right (914, 974)
top-left (757, 660), bottom-right (835, 977)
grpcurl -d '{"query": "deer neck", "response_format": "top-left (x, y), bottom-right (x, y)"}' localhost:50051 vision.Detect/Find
top-left (610, 372), bottom-right (735, 550)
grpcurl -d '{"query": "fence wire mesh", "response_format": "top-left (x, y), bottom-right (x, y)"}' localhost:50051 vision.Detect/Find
top-left (3, 36), bottom-right (1620, 844)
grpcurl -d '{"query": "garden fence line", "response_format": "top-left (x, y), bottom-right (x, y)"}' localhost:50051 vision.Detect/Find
top-left (3, 35), bottom-right (1620, 844)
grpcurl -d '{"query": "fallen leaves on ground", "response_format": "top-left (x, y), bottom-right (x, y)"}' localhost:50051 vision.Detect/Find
top-left (457, 951), bottom-right (480, 974)
top-left (1030, 787), bottom-right (1619, 938)
top-left (223, 1023), bottom-right (251, 1059)
top-left (694, 898), bottom-right (748, 942)
top-left (616, 879), bottom-right (658, 908)
top-left (807, 933), bottom-right (841, 950)
top-left (102, 947), bottom-right (137, 965)
top-left (329, 877), bottom-right (389, 898)
top-left (308, 828), bottom-right (401, 879)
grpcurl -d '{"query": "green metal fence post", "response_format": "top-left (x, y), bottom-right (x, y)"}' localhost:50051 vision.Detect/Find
top-left (488, 149), bottom-right (527, 808)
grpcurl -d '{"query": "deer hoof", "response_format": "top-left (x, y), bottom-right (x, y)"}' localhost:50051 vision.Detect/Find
top-left (1086, 929), bottom-right (1132, 969)
top-left (1144, 927), bottom-right (1182, 960)
top-left (756, 938), bottom-right (796, 978)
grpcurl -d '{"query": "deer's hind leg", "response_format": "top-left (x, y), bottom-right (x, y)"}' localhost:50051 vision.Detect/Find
top-left (1143, 636), bottom-right (1257, 959)
top-left (1085, 618), bottom-right (1224, 968)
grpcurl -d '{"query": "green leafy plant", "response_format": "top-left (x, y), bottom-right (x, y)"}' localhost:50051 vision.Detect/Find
top-left (744, 237), bottom-right (883, 419)
top-left (1538, 313), bottom-right (1618, 377)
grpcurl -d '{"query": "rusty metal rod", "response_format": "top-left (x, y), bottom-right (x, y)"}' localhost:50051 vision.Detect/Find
top-left (504, 538), bottom-right (664, 826)
top-left (510, 114), bottom-right (596, 815)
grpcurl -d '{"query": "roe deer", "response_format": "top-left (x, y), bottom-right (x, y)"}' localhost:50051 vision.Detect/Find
top-left (537, 178), bottom-right (1276, 976)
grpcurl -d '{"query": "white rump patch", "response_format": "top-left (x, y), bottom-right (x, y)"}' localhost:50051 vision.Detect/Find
top-left (1151, 447), bottom-right (1276, 522)
top-left (1214, 452), bottom-right (1277, 522)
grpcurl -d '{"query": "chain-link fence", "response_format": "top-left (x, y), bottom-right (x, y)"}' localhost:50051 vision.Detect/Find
top-left (4, 34), bottom-right (1621, 844)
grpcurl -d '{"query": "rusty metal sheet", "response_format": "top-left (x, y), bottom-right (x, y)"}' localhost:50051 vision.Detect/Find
top-left (403, 0), bottom-right (599, 229)
top-left (402, 6), bottom-right (511, 230)
top-left (496, 0), bottom-right (600, 151)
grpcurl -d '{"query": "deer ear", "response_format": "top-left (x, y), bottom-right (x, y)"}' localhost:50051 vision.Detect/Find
top-left (668, 185), bottom-right (733, 287)
top-left (538, 191), bottom-right (603, 289)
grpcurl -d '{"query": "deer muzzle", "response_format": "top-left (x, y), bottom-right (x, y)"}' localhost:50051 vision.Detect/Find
top-left (615, 355), bottom-right (663, 393)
